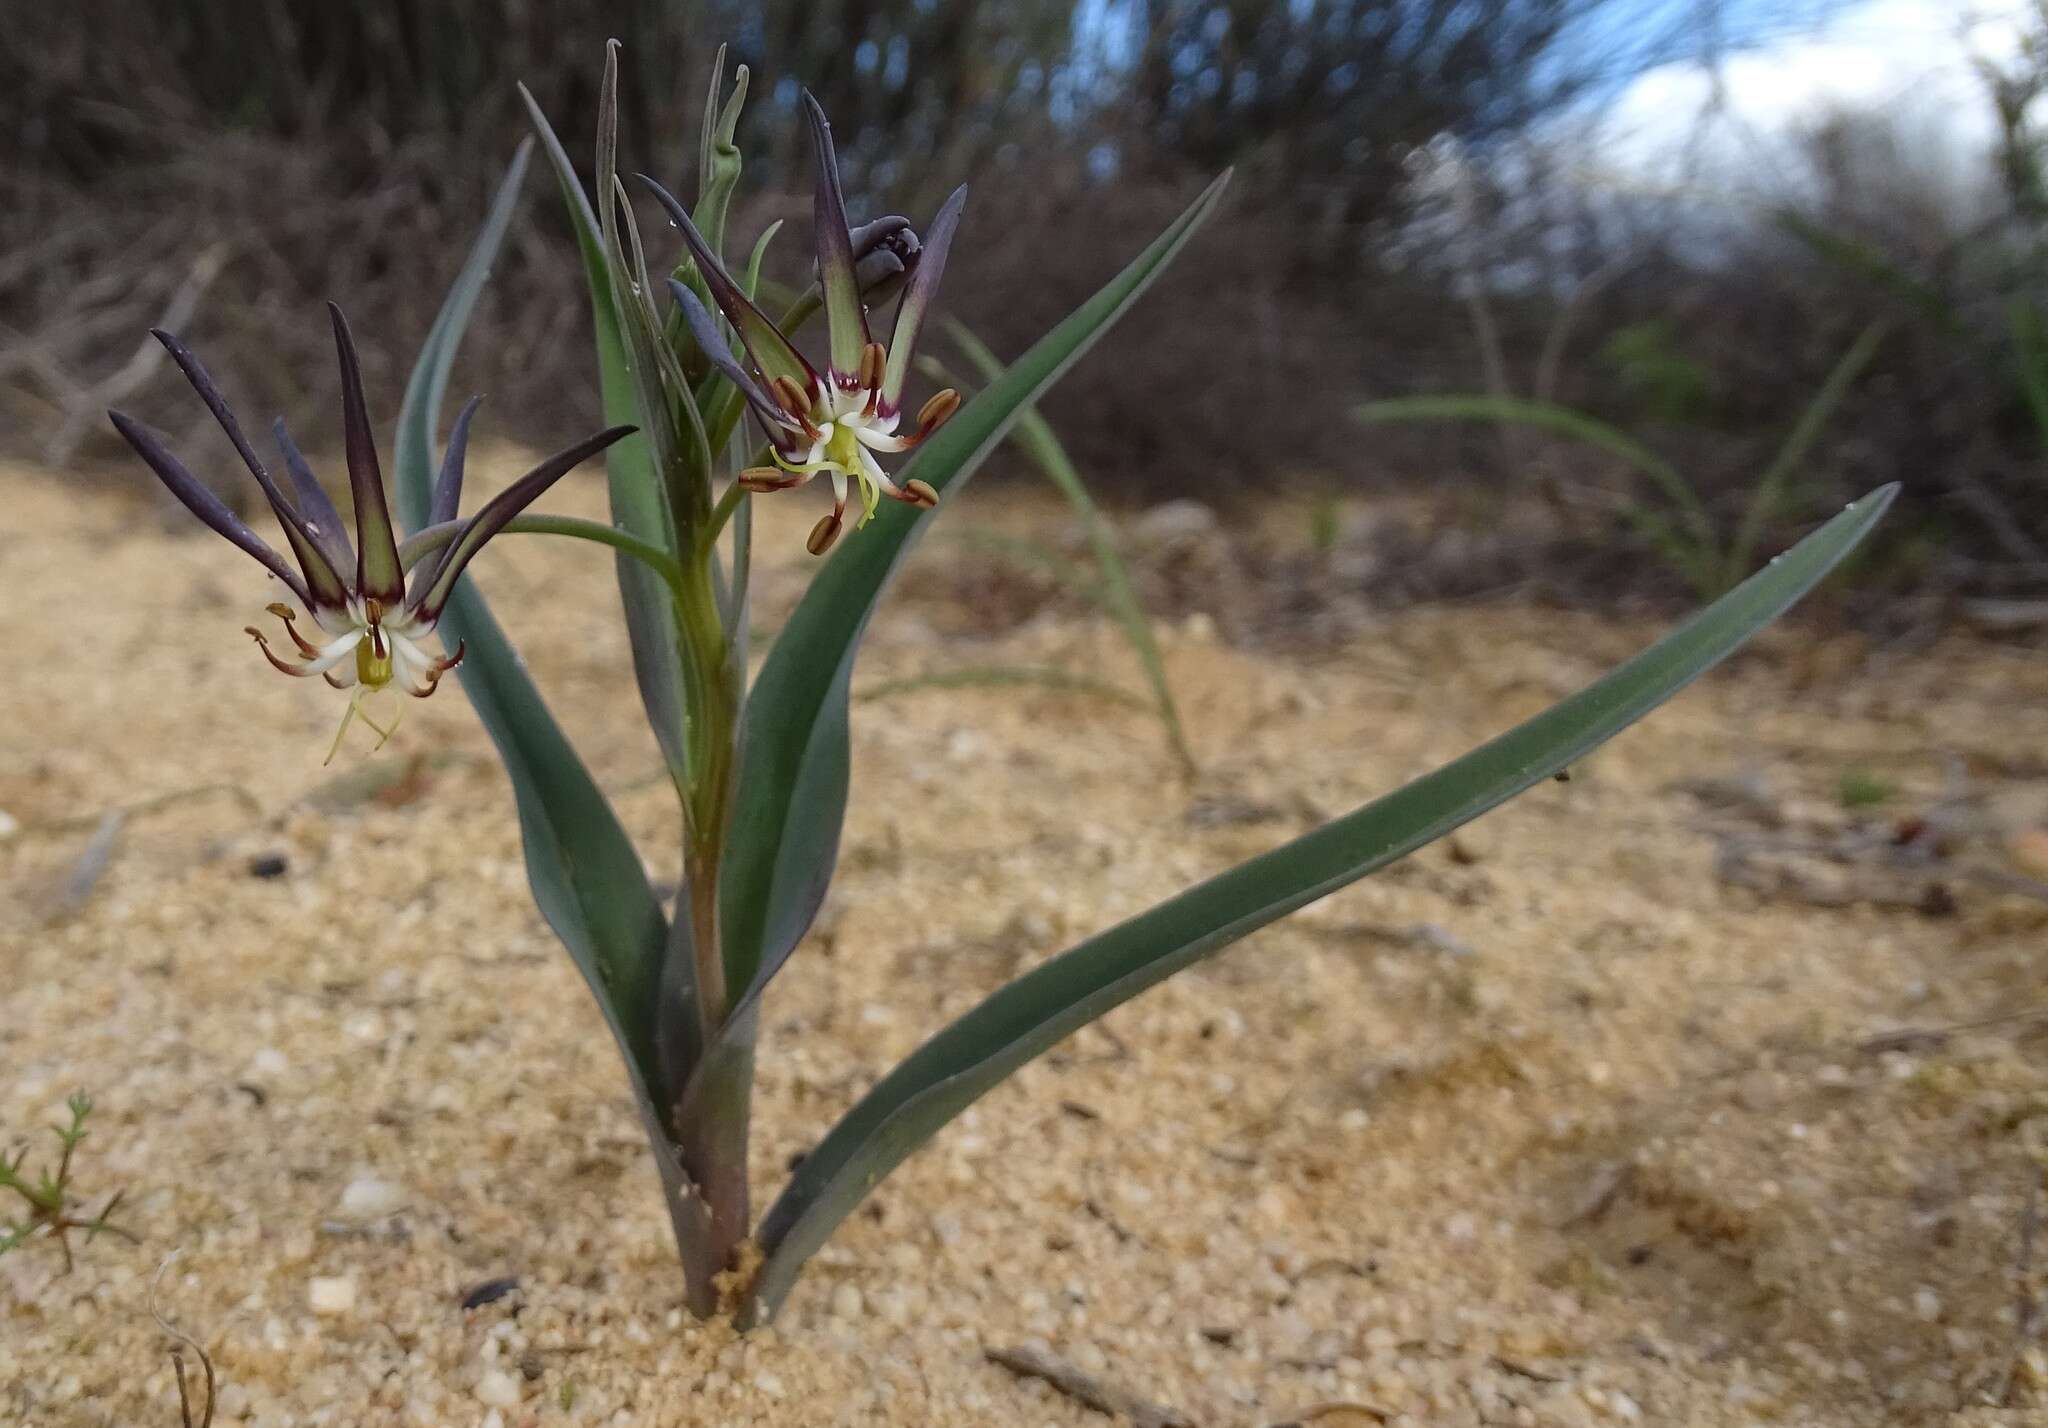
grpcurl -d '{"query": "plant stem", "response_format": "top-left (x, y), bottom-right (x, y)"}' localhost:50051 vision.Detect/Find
top-left (396, 514), bottom-right (687, 591)
top-left (706, 480), bottom-right (750, 549)
top-left (664, 518), bottom-right (753, 1310)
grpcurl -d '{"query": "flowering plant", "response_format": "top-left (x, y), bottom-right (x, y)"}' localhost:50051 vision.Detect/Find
top-left (115, 43), bottom-right (1893, 1325)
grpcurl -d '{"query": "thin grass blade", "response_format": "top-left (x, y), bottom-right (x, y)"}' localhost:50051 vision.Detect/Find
top-left (934, 321), bottom-right (1194, 772)
top-left (1724, 319), bottom-right (1885, 588)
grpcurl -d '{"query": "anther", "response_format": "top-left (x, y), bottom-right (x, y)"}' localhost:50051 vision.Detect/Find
top-left (916, 388), bottom-right (960, 434)
top-left (806, 512), bottom-right (844, 556)
top-left (771, 376), bottom-right (813, 420)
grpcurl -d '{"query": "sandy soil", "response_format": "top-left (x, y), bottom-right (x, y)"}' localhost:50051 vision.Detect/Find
top-left (6, 453), bottom-right (2048, 1427)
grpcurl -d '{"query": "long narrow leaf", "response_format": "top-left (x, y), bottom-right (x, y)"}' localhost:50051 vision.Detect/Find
top-left (933, 322), bottom-right (1195, 773)
top-left (748, 484), bottom-right (1897, 1317)
top-left (390, 140), bottom-right (668, 1107)
top-left (715, 172), bottom-right (1232, 1027)
top-left (1724, 320), bottom-right (1885, 587)
top-left (520, 82), bottom-right (694, 795)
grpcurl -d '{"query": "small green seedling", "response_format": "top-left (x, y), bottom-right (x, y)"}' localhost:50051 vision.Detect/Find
top-left (0, 1092), bottom-right (136, 1272)
top-left (1838, 767), bottom-right (1897, 809)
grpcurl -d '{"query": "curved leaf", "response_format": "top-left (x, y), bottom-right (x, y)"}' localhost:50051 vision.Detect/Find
top-left (748, 484), bottom-right (1898, 1318)
top-left (717, 171), bottom-right (1232, 1025)
top-left (520, 82), bottom-right (694, 794)
top-left (390, 139), bottom-right (666, 1107)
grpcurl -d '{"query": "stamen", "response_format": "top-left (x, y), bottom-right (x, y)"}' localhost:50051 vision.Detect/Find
top-left (359, 696), bottom-right (401, 751)
top-left (247, 627), bottom-right (311, 678)
top-left (806, 511), bottom-right (843, 556)
top-left (324, 695), bottom-right (360, 766)
top-left (916, 388), bottom-right (961, 435)
top-left (411, 641), bottom-right (466, 699)
top-left (739, 467), bottom-right (804, 493)
top-left (859, 342), bottom-right (886, 395)
top-left (903, 478), bottom-right (940, 508)
top-left (770, 376), bottom-right (811, 420)
top-left (266, 603), bottom-right (321, 659)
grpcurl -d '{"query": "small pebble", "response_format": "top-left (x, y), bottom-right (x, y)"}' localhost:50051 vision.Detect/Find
top-left (247, 852), bottom-right (290, 879)
top-left (461, 1276), bottom-right (522, 1310)
top-left (475, 1368), bottom-right (522, 1408)
top-left (336, 1175), bottom-right (407, 1220)
top-left (307, 1276), bottom-right (355, 1315)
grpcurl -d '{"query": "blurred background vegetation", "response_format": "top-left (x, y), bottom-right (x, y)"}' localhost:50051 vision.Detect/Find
top-left (7, 0), bottom-right (2047, 627)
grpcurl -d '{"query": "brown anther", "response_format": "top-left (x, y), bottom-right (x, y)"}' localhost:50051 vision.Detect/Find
top-left (267, 603), bottom-right (321, 658)
top-left (916, 388), bottom-right (961, 433)
top-left (859, 341), bottom-right (886, 392)
top-left (411, 640), bottom-right (466, 698)
top-left (904, 478), bottom-right (940, 508)
top-left (771, 376), bottom-right (814, 421)
top-left (806, 512), bottom-right (844, 556)
top-left (245, 627), bottom-right (309, 677)
top-left (739, 467), bottom-right (790, 492)
top-left (363, 596), bottom-right (384, 624)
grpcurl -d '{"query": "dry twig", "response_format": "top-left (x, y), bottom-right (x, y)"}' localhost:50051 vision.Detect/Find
top-left (151, 1253), bottom-right (216, 1428)
top-left (984, 1342), bottom-right (1194, 1428)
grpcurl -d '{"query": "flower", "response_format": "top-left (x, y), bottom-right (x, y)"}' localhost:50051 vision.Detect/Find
top-left (109, 303), bottom-right (633, 759)
top-left (641, 93), bottom-right (968, 555)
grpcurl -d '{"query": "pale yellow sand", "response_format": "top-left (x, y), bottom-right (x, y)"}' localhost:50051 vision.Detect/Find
top-left (6, 454), bottom-right (2048, 1426)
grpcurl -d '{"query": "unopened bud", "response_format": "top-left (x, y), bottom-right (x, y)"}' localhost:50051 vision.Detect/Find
top-left (807, 513), bottom-right (844, 556)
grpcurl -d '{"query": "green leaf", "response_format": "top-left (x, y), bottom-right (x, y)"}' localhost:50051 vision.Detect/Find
top-left (747, 484), bottom-right (1897, 1318)
top-left (520, 81), bottom-right (693, 794)
top-left (695, 47), bottom-right (749, 260)
top-left (390, 139), bottom-right (667, 1110)
top-left (1724, 320), bottom-right (1885, 589)
top-left (932, 320), bottom-right (1195, 773)
top-left (855, 664), bottom-right (1151, 710)
top-left (716, 171), bottom-right (1232, 1024)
